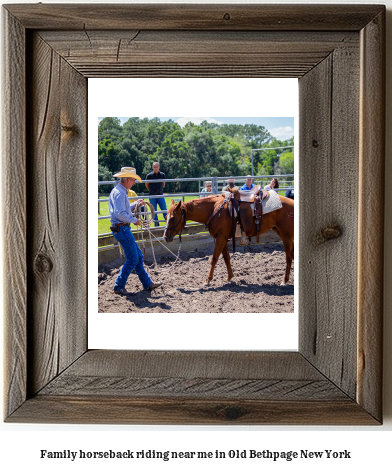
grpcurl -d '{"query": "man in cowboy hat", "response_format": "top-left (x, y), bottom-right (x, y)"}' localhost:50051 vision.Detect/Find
top-left (109, 167), bottom-right (162, 295)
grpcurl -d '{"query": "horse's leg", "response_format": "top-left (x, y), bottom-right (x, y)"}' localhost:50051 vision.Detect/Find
top-left (271, 226), bottom-right (281, 239)
top-left (221, 241), bottom-right (234, 281)
top-left (205, 234), bottom-right (228, 285)
top-left (239, 204), bottom-right (254, 243)
top-left (240, 231), bottom-right (249, 245)
top-left (280, 233), bottom-right (294, 285)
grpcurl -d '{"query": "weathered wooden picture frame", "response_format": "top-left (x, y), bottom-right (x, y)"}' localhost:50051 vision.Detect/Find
top-left (3, 4), bottom-right (385, 424)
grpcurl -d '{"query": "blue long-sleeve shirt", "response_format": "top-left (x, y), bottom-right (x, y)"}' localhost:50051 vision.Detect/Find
top-left (109, 183), bottom-right (138, 225)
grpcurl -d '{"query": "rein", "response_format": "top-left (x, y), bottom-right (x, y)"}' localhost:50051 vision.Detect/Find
top-left (205, 198), bottom-right (227, 227)
top-left (134, 203), bottom-right (186, 273)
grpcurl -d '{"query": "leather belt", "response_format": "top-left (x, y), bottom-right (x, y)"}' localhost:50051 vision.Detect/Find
top-left (110, 223), bottom-right (130, 232)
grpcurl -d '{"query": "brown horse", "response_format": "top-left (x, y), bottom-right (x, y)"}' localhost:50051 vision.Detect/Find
top-left (163, 190), bottom-right (294, 286)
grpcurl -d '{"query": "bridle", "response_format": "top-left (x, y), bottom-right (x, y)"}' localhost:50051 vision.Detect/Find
top-left (164, 204), bottom-right (187, 242)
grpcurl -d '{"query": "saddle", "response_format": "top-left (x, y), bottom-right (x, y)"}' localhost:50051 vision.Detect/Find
top-left (224, 186), bottom-right (270, 243)
top-left (237, 186), bottom-right (269, 203)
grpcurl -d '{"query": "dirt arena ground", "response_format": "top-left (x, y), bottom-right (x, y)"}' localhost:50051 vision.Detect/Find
top-left (98, 242), bottom-right (294, 313)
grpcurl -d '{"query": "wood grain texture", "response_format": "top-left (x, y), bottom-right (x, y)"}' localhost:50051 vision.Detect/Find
top-left (26, 33), bottom-right (88, 395)
top-left (9, 397), bottom-right (378, 425)
top-left (9, 352), bottom-right (378, 425)
top-left (55, 350), bottom-right (325, 379)
top-left (357, 9), bottom-right (385, 422)
top-left (37, 351), bottom-right (346, 401)
top-left (2, 9), bottom-right (27, 419)
top-left (4, 4), bottom-right (384, 30)
top-left (39, 30), bottom-right (358, 78)
top-left (299, 41), bottom-right (360, 400)
top-left (40, 377), bottom-right (346, 400)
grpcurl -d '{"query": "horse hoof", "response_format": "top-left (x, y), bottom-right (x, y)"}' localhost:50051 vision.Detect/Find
top-left (280, 282), bottom-right (287, 286)
top-left (204, 280), bottom-right (211, 286)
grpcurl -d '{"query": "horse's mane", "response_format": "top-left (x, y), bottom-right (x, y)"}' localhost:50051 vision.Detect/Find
top-left (197, 195), bottom-right (221, 202)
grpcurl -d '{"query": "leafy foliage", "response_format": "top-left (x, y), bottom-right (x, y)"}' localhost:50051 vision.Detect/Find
top-left (98, 117), bottom-right (294, 192)
top-left (98, 165), bottom-right (114, 194)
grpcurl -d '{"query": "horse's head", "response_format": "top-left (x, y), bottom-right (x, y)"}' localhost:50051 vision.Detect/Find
top-left (163, 200), bottom-right (187, 243)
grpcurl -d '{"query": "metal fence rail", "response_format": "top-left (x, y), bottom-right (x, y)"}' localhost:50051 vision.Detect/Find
top-left (98, 174), bottom-right (294, 224)
top-left (98, 174), bottom-right (293, 264)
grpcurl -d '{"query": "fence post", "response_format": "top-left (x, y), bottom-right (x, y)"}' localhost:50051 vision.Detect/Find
top-left (212, 177), bottom-right (218, 194)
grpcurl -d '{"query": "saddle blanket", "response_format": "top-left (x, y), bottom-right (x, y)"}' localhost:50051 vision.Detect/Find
top-left (260, 189), bottom-right (282, 215)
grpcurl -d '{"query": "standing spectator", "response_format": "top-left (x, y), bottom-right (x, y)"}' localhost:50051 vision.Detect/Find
top-left (222, 178), bottom-right (236, 192)
top-left (109, 167), bottom-right (162, 295)
top-left (240, 176), bottom-right (255, 191)
top-left (200, 181), bottom-right (213, 197)
top-left (264, 177), bottom-right (280, 192)
top-left (145, 162), bottom-right (168, 227)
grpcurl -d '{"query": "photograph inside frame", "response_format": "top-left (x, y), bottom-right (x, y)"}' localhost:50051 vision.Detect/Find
top-left (97, 116), bottom-right (295, 314)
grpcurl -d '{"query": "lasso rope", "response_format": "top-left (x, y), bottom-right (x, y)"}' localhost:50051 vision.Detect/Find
top-left (134, 200), bottom-right (155, 225)
top-left (134, 200), bottom-right (183, 273)
top-left (143, 226), bottom-right (183, 273)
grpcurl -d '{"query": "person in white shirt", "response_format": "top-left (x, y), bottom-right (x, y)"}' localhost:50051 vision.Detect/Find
top-left (264, 177), bottom-right (279, 192)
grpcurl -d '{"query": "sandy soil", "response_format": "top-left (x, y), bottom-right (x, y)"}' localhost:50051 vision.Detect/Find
top-left (98, 242), bottom-right (294, 313)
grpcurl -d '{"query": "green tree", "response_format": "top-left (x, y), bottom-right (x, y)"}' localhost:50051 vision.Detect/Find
top-left (98, 164), bottom-right (114, 193)
top-left (98, 117), bottom-right (122, 140)
top-left (98, 138), bottom-right (122, 172)
top-left (274, 150), bottom-right (294, 187)
top-left (277, 151), bottom-right (294, 174)
top-left (255, 137), bottom-right (294, 177)
top-left (97, 117), bottom-right (294, 193)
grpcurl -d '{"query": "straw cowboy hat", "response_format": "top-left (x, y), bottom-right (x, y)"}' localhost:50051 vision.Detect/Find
top-left (113, 167), bottom-right (142, 182)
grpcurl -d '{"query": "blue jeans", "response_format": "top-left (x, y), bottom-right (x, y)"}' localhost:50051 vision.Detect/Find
top-left (149, 197), bottom-right (168, 226)
top-left (112, 226), bottom-right (152, 290)
top-left (285, 189), bottom-right (294, 200)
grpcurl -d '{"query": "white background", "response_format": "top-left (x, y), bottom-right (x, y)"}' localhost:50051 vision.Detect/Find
top-left (89, 77), bottom-right (299, 351)
top-left (1, 1), bottom-right (391, 473)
